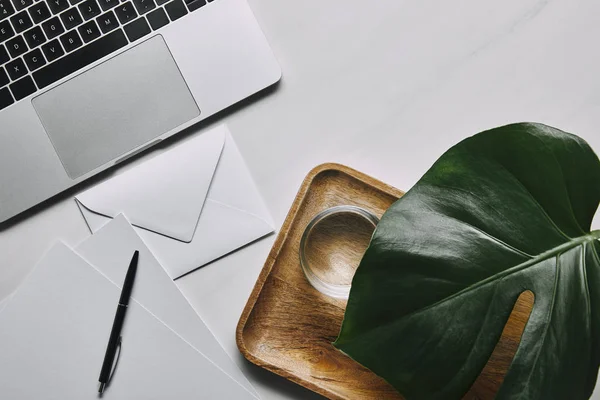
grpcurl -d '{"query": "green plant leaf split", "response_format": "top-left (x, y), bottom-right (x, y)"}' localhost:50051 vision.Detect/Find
top-left (334, 123), bottom-right (600, 400)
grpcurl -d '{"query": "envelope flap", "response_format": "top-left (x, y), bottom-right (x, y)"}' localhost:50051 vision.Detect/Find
top-left (76, 129), bottom-right (226, 242)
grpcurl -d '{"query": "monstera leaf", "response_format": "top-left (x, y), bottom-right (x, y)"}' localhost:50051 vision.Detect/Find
top-left (334, 123), bottom-right (600, 399)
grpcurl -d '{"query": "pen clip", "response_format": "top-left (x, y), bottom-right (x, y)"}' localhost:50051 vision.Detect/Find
top-left (107, 336), bottom-right (122, 386)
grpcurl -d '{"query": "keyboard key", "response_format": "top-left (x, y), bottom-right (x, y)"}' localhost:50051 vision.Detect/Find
top-left (10, 74), bottom-right (35, 99)
top-left (123, 16), bottom-right (148, 41)
top-left (77, 19), bottom-right (98, 42)
top-left (23, 25), bottom-right (46, 47)
top-left (96, 10), bottom-right (117, 33)
top-left (155, 0), bottom-right (167, 5)
top-left (132, 0), bottom-right (153, 14)
top-left (12, 0), bottom-right (33, 11)
top-left (23, 47), bottom-right (45, 70)
top-left (97, 0), bottom-right (117, 11)
top-left (6, 34), bottom-right (27, 57)
top-left (10, 10), bottom-right (32, 33)
top-left (0, 0), bottom-right (15, 21)
top-left (6, 57), bottom-right (26, 79)
top-left (115, 1), bottom-right (135, 24)
top-left (164, 0), bottom-right (185, 21)
top-left (41, 15), bottom-right (64, 38)
top-left (0, 43), bottom-right (8, 63)
top-left (0, 65), bottom-right (8, 85)
top-left (0, 86), bottom-right (13, 109)
top-left (78, 0), bottom-right (99, 20)
top-left (146, 7), bottom-right (166, 30)
top-left (40, 37), bottom-right (63, 61)
top-left (59, 28), bottom-right (81, 51)
top-left (68, 0), bottom-right (84, 6)
top-left (60, 7), bottom-right (82, 29)
top-left (29, 1), bottom-right (51, 23)
top-left (47, 0), bottom-right (69, 14)
top-left (185, 0), bottom-right (204, 12)
top-left (33, 28), bottom-right (126, 88)
top-left (0, 19), bottom-right (15, 42)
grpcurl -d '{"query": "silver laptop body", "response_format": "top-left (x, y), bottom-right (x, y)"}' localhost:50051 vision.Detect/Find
top-left (0, 0), bottom-right (280, 223)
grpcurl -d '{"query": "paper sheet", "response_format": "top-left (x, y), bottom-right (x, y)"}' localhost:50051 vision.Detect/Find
top-left (75, 214), bottom-right (259, 398)
top-left (0, 243), bottom-right (255, 399)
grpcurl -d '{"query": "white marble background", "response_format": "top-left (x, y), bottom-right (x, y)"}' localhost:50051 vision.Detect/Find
top-left (1, 0), bottom-right (600, 398)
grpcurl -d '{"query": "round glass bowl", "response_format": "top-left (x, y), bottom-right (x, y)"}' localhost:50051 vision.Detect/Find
top-left (299, 205), bottom-right (379, 299)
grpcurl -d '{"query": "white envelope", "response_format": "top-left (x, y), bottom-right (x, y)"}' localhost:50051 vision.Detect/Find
top-left (75, 125), bottom-right (274, 279)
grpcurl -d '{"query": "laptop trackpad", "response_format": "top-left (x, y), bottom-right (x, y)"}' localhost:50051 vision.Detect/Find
top-left (33, 35), bottom-right (200, 179)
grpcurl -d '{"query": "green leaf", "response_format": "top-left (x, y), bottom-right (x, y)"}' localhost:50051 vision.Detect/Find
top-left (334, 123), bottom-right (600, 400)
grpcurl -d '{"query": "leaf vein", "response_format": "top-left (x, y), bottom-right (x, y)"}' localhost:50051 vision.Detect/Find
top-left (427, 183), bottom-right (534, 259)
top-left (516, 253), bottom-right (560, 400)
top-left (484, 155), bottom-right (573, 241)
top-left (590, 235), bottom-right (600, 266)
top-left (534, 134), bottom-right (585, 235)
top-left (581, 243), bottom-right (595, 394)
top-left (437, 284), bottom-right (501, 398)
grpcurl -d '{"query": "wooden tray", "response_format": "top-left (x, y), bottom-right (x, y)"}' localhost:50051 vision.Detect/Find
top-left (236, 163), bottom-right (532, 400)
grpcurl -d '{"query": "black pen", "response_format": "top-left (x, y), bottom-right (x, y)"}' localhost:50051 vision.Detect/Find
top-left (98, 250), bottom-right (139, 393)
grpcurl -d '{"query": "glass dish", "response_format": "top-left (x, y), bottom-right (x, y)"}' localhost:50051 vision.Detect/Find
top-left (299, 205), bottom-right (379, 299)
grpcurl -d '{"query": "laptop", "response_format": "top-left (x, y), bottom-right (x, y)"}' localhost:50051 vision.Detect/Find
top-left (0, 0), bottom-right (280, 223)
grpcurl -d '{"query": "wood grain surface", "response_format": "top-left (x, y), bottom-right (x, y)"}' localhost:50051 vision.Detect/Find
top-left (236, 163), bottom-right (534, 400)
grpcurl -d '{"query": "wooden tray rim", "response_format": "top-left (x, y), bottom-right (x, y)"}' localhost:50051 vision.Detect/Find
top-left (236, 162), bottom-right (404, 399)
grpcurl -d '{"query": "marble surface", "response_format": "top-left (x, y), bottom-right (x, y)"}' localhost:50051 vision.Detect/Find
top-left (2, 0), bottom-right (600, 398)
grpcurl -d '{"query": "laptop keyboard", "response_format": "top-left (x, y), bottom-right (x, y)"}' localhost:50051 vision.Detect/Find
top-left (0, 0), bottom-right (213, 111)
